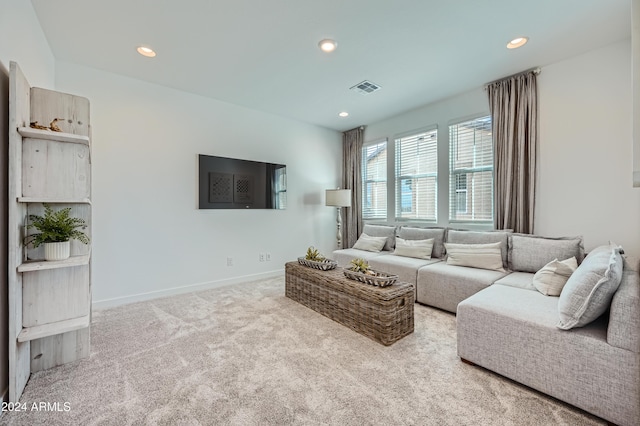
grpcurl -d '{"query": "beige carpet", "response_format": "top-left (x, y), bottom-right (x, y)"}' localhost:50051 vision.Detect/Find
top-left (1, 276), bottom-right (605, 426)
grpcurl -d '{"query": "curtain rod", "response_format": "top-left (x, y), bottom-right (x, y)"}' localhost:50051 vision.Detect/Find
top-left (484, 67), bottom-right (541, 90)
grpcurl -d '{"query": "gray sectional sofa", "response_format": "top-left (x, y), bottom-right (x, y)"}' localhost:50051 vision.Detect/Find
top-left (332, 224), bottom-right (640, 426)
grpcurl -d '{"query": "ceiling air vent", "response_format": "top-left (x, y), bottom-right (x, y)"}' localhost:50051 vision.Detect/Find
top-left (350, 80), bottom-right (381, 95)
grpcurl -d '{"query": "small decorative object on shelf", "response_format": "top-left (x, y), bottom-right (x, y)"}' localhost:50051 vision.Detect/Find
top-left (297, 246), bottom-right (337, 270)
top-left (29, 121), bottom-right (49, 130)
top-left (49, 118), bottom-right (64, 132)
top-left (23, 204), bottom-right (90, 261)
top-left (344, 258), bottom-right (398, 287)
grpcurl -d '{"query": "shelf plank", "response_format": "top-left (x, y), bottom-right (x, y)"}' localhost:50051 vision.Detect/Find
top-left (17, 197), bottom-right (91, 204)
top-left (17, 127), bottom-right (90, 145)
top-left (17, 253), bottom-right (90, 272)
top-left (17, 315), bottom-right (90, 343)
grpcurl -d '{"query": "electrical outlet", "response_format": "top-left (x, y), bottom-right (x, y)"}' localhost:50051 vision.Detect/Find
top-left (266, 253), bottom-right (271, 261)
top-left (226, 257), bottom-right (233, 266)
top-left (259, 253), bottom-right (265, 262)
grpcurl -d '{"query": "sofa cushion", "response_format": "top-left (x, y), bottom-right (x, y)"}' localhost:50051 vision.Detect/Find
top-left (397, 227), bottom-right (446, 258)
top-left (393, 237), bottom-right (433, 260)
top-left (362, 224), bottom-right (396, 251)
top-left (608, 256), bottom-right (640, 352)
top-left (532, 257), bottom-right (578, 296)
top-left (493, 272), bottom-right (536, 291)
top-left (444, 242), bottom-right (505, 272)
top-left (415, 262), bottom-right (509, 312)
top-left (557, 244), bottom-right (624, 330)
top-left (508, 234), bottom-right (584, 273)
top-left (368, 254), bottom-right (440, 287)
top-left (352, 233), bottom-right (387, 252)
top-left (446, 230), bottom-right (509, 268)
top-left (332, 248), bottom-right (388, 267)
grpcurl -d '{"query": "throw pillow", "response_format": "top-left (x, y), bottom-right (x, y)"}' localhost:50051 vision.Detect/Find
top-left (533, 257), bottom-right (578, 296)
top-left (444, 242), bottom-right (505, 272)
top-left (557, 244), bottom-right (624, 330)
top-left (397, 227), bottom-right (445, 258)
top-left (352, 233), bottom-right (387, 252)
top-left (446, 230), bottom-right (510, 268)
top-left (393, 237), bottom-right (434, 260)
top-left (362, 224), bottom-right (397, 251)
top-left (508, 234), bottom-right (584, 273)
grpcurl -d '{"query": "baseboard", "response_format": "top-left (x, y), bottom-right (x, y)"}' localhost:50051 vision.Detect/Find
top-left (92, 269), bottom-right (284, 310)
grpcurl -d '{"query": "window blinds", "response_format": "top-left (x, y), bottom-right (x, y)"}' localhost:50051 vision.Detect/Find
top-left (395, 128), bottom-right (438, 221)
top-left (362, 140), bottom-right (387, 219)
top-left (449, 116), bottom-right (493, 222)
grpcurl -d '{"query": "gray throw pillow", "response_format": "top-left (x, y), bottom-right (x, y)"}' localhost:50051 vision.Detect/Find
top-left (397, 226), bottom-right (446, 258)
top-left (557, 244), bottom-right (624, 330)
top-left (362, 224), bottom-right (396, 251)
top-left (509, 234), bottom-right (584, 273)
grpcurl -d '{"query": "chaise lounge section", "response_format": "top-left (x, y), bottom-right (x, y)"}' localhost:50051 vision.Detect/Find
top-left (333, 225), bottom-right (640, 425)
top-left (457, 255), bottom-right (640, 426)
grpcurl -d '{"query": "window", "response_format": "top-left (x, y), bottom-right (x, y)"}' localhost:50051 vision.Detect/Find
top-left (362, 140), bottom-right (387, 219)
top-left (449, 116), bottom-right (493, 222)
top-left (395, 128), bottom-right (438, 221)
top-left (455, 173), bottom-right (467, 214)
top-left (274, 166), bottom-right (287, 209)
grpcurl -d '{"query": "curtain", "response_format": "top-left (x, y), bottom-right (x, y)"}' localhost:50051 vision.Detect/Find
top-left (342, 127), bottom-right (363, 248)
top-left (487, 71), bottom-right (538, 234)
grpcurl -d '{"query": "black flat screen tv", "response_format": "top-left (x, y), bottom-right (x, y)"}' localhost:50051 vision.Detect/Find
top-left (198, 154), bottom-right (287, 209)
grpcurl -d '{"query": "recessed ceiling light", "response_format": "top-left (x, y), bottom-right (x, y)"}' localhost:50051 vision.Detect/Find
top-left (507, 37), bottom-right (528, 49)
top-left (137, 46), bottom-right (156, 57)
top-left (318, 39), bottom-right (337, 53)
top-left (339, 112), bottom-right (349, 117)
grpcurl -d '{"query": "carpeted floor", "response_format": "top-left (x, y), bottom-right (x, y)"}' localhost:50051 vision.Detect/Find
top-left (1, 276), bottom-right (605, 426)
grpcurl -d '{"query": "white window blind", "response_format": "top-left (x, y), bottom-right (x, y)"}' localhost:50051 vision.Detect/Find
top-left (449, 116), bottom-right (493, 222)
top-left (362, 140), bottom-right (387, 219)
top-left (395, 128), bottom-right (438, 221)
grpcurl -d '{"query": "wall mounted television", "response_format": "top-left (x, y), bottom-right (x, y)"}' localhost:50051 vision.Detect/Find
top-left (198, 154), bottom-right (287, 209)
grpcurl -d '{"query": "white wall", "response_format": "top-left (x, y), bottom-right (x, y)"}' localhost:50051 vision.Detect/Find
top-left (54, 62), bottom-right (341, 307)
top-left (0, 0), bottom-right (57, 404)
top-left (365, 39), bottom-right (639, 257)
top-left (0, 0), bottom-right (55, 88)
top-left (537, 39), bottom-right (639, 255)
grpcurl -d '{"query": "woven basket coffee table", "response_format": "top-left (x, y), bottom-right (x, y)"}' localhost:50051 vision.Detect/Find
top-left (285, 261), bottom-right (414, 346)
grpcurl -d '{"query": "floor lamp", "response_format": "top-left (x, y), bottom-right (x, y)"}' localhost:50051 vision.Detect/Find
top-left (325, 189), bottom-right (352, 249)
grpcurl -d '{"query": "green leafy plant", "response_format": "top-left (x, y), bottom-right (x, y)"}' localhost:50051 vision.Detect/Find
top-left (23, 204), bottom-right (90, 248)
top-left (349, 258), bottom-right (371, 273)
top-left (305, 246), bottom-right (326, 262)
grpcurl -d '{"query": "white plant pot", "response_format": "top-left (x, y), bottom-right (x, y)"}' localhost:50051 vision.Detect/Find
top-left (44, 241), bottom-right (70, 261)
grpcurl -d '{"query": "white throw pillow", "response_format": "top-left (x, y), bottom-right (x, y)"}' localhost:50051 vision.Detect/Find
top-left (533, 257), bottom-right (578, 296)
top-left (352, 233), bottom-right (387, 252)
top-left (444, 242), bottom-right (505, 272)
top-left (393, 237), bottom-right (434, 260)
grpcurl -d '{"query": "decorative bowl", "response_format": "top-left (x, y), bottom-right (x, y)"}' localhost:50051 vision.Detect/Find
top-left (297, 257), bottom-right (338, 271)
top-left (343, 269), bottom-right (398, 287)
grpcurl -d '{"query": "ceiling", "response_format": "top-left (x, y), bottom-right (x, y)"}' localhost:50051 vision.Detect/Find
top-left (31, 0), bottom-right (631, 132)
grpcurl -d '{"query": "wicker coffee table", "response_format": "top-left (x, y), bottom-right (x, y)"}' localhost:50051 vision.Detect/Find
top-left (285, 261), bottom-right (415, 346)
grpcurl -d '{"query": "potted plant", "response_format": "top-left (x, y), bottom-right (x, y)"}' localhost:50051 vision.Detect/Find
top-left (23, 204), bottom-right (90, 261)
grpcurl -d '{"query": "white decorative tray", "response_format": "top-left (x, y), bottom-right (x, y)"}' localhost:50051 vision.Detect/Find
top-left (297, 257), bottom-right (338, 271)
top-left (343, 269), bottom-right (398, 287)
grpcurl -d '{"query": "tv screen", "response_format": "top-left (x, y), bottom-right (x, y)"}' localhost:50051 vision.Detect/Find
top-left (198, 154), bottom-right (286, 209)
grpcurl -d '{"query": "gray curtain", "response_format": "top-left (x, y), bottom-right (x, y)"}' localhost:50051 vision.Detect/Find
top-left (487, 71), bottom-right (538, 234)
top-left (342, 127), bottom-right (363, 248)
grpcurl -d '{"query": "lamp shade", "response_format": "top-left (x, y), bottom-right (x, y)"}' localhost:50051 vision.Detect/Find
top-left (325, 189), bottom-right (352, 207)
